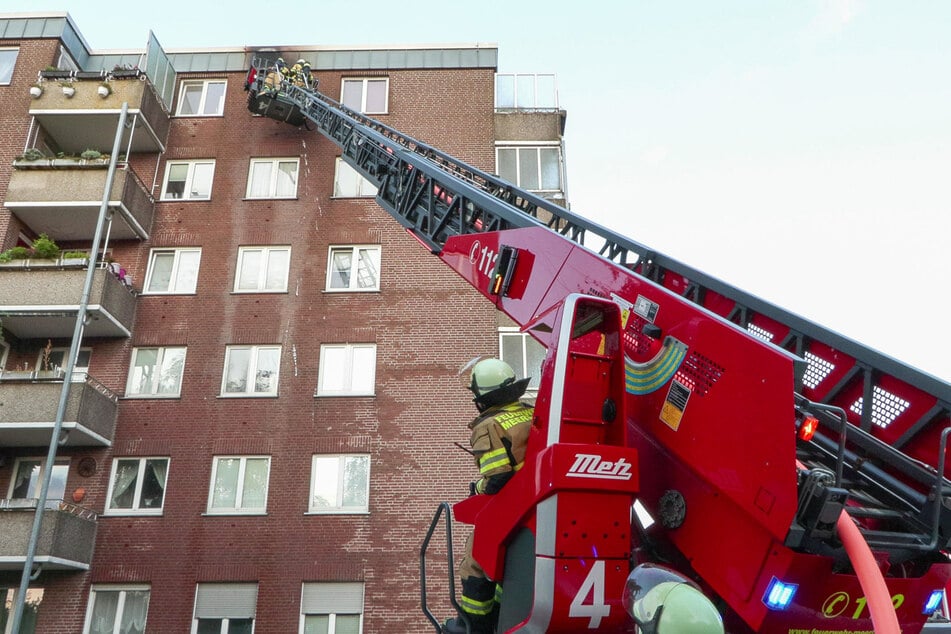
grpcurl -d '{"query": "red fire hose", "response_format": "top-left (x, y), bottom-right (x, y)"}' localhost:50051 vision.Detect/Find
top-left (837, 509), bottom-right (900, 633)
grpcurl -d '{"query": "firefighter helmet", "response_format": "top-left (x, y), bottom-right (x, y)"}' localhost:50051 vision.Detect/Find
top-left (469, 358), bottom-right (516, 396)
top-left (623, 564), bottom-right (723, 634)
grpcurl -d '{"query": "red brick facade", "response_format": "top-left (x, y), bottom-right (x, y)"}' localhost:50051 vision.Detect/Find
top-left (0, 27), bottom-right (513, 633)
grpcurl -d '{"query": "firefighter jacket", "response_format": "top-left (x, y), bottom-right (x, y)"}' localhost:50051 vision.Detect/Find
top-left (468, 400), bottom-right (534, 495)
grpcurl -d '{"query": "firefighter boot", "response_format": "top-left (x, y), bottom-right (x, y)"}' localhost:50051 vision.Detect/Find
top-left (442, 614), bottom-right (494, 634)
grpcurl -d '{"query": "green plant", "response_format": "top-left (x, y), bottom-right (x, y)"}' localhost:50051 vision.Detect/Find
top-left (80, 149), bottom-right (102, 160)
top-left (61, 250), bottom-right (89, 260)
top-left (20, 148), bottom-right (44, 161)
top-left (31, 234), bottom-right (60, 259)
top-left (0, 246), bottom-right (31, 262)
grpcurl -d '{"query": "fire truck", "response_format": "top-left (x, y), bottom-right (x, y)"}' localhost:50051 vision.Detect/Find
top-left (244, 61), bottom-right (951, 633)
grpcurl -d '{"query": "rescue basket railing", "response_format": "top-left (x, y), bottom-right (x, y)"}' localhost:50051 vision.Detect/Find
top-left (420, 502), bottom-right (469, 634)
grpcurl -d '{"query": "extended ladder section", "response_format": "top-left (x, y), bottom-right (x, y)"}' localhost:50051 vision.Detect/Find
top-left (245, 61), bottom-right (951, 555)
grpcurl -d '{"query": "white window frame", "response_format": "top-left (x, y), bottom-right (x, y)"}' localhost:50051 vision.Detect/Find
top-left (308, 454), bottom-right (370, 515)
top-left (0, 48), bottom-right (19, 85)
top-left (499, 327), bottom-right (546, 393)
top-left (6, 457), bottom-right (69, 504)
top-left (316, 344), bottom-right (376, 397)
top-left (143, 248), bottom-right (202, 294)
top-left (160, 160), bottom-right (215, 201)
top-left (332, 158), bottom-right (378, 198)
top-left (325, 245), bottom-right (381, 292)
top-left (495, 143), bottom-right (562, 192)
top-left (176, 79), bottom-right (227, 116)
top-left (34, 347), bottom-right (91, 381)
top-left (1, 587), bottom-right (43, 634)
top-left (206, 456), bottom-right (270, 515)
top-left (103, 457), bottom-right (169, 516)
top-left (299, 582), bottom-right (365, 634)
top-left (125, 346), bottom-right (187, 398)
top-left (340, 77), bottom-right (389, 114)
top-left (82, 585), bottom-right (150, 634)
top-left (192, 583), bottom-right (258, 634)
top-left (0, 340), bottom-right (9, 370)
top-left (234, 246), bottom-right (291, 293)
top-left (220, 345), bottom-right (281, 397)
top-left (246, 157), bottom-right (300, 199)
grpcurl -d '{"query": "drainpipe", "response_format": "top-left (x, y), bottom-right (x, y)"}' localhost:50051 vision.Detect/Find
top-left (9, 103), bottom-right (129, 633)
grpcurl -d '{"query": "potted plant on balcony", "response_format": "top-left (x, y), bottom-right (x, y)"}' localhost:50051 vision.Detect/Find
top-left (97, 81), bottom-right (112, 98)
top-left (29, 82), bottom-right (43, 98)
top-left (60, 80), bottom-right (76, 98)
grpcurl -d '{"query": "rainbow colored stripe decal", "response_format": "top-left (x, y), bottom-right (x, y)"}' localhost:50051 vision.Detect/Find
top-left (625, 337), bottom-right (688, 395)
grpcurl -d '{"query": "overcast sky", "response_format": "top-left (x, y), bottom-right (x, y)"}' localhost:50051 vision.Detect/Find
top-left (9, 0), bottom-right (950, 381)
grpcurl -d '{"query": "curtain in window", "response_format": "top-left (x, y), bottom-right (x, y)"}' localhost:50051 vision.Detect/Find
top-left (119, 590), bottom-right (149, 634)
top-left (109, 461), bottom-right (140, 509)
top-left (89, 591), bottom-right (119, 634)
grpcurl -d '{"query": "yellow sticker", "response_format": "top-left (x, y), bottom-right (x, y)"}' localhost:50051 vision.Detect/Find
top-left (660, 380), bottom-right (690, 430)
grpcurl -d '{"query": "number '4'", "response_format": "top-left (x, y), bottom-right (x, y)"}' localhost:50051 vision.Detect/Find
top-left (569, 560), bottom-right (611, 628)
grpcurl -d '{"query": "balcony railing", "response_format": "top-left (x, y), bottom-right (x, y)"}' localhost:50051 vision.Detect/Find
top-left (0, 374), bottom-right (118, 447)
top-left (0, 499), bottom-right (97, 571)
top-left (28, 70), bottom-right (169, 154)
top-left (4, 164), bottom-right (155, 240)
top-left (0, 264), bottom-right (136, 339)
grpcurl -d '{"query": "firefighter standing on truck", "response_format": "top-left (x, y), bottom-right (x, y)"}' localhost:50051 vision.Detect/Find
top-left (444, 358), bottom-right (534, 634)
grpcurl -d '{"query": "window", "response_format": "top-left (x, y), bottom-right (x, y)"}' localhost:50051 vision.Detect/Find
top-left (0, 587), bottom-right (43, 634)
top-left (126, 347), bottom-right (187, 398)
top-left (144, 248), bottom-right (201, 294)
top-left (300, 582), bottom-right (364, 633)
top-left (332, 158), bottom-right (377, 198)
top-left (234, 247), bottom-right (290, 293)
top-left (221, 345), bottom-right (281, 396)
top-left (0, 340), bottom-right (8, 370)
top-left (207, 457), bottom-right (269, 514)
top-left (316, 344), bottom-right (376, 396)
top-left (499, 328), bottom-right (546, 392)
top-left (326, 246), bottom-right (380, 292)
top-left (496, 145), bottom-right (562, 192)
top-left (82, 585), bottom-right (150, 634)
top-left (192, 583), bottom-right (257, 634)
top-left (309, 455), bottom-right (370, 514)
top-left (161, 160), bottom-right (215, 200)
top-left (246, 158), bottom-right (299, 198)
top-left (177, 79), bottom-right (227, 116)
top-left (0, 48), bottom-right (18, 85)
top-left (340, 78), bottom-right (388, 114)
top-left (7, 458), bottom-right (68, 503)
top-left (104, 458), bottom-right (169, 515)
top-left (35, 347), bottom-right (91, 381)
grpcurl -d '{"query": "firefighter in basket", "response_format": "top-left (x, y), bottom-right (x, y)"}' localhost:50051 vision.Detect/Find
top-left (443, 358), bottom-right (534, 634)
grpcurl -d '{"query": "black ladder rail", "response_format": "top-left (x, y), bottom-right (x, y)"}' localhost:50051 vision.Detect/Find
top-left (420, 502), bottom-right (470, 634)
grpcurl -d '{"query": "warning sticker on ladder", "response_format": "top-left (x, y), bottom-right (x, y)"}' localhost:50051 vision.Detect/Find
top-left (660, 379), bottom-right (691, 431)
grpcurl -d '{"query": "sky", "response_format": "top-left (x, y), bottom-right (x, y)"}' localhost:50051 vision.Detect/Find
top-left (7, 0), bottom-right (951, 381)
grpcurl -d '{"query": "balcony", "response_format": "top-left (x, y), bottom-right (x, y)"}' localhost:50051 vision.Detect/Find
top-left (28, 71), bottom-right (169, 154)
top-left (0, 500), bottom-right (97, 571)
top-left (0, 374), bottom-right (118, 447)
top-left (5, 164), bottom-right (155, 240)
top-left (0, 264), bottom-right (136, 339)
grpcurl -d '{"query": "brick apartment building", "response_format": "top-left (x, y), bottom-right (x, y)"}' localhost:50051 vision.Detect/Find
top-left (0, 12), bottom-right (565, 633)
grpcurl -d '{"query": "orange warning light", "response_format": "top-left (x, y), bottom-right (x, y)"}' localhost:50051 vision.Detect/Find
top-left (799, 415), bottom-right (819, 441)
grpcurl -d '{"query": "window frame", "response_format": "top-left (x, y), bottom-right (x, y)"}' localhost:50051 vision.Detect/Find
top-left (498, 327), bottom-right (546, 393)
top-left (233, 246), bottom-right (291, 293)
top-left (316, 344), bottom-right (377, 397)
top-left (246, 157), bottom-right (300, 199)
top-left (206, 456), bottom-right (271, 515)
top-left (160, 160), bottom-right (216, 201)
top-left (82, 584), bottom-right (151, 634)
top-left (1, 587), bottom-right (43, 634)
top-left (495, 143), bottom-right (562, 192)
top-left (220, 345), bottom-right (282, 397)
top-left (143, 247), bottom-right (202, 294)
top-left (307, 454), bottom-right (371, 515)
top-left (125, 346), bottom-right (187, 398)
top-left (6, 457), bottom-right (69, 504)
top-left (35, 346), bottom-right (91, 381)
top-left (340, 77), bottom-right (389, 114)
top-left (176, 79), bottom-right (227, 117)
top-left (191, 583), bottom-right (258, 634)
top-left (324, 245), bottom-right (381, 292)
top-left (332, 158), bottom-right (378, 198)
top-left (103, 457), bottom-right (170, 516)
top-left (0, 48), bottom-right (19, 85)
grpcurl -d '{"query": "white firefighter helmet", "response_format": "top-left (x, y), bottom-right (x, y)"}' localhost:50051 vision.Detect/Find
top-left (623, 564), bottom-right (723, 634)
top-left (469, 358), bottom-right (516, 397)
